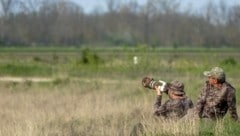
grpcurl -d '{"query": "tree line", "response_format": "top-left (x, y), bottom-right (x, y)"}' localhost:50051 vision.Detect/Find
top-left (0, 0), bottom-right (240, 48)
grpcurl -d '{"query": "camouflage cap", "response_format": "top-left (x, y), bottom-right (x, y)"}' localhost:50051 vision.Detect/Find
top-left (203, 67), bottom-right (225, 80)
top-left (168, 80), bottom-right (185, 95)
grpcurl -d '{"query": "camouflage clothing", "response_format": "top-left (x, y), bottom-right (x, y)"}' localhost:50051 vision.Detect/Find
top-left (196, 81), bottom-right (239, 121)
top-left (154, 95), bottom-right (193, 119)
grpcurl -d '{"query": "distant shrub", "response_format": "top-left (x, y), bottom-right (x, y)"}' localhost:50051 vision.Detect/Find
top-left (33, 56), bottom-right (42, 62)
top-left (52, 54), bottom-right (59, 62)
top-left (220, 57), bottom-right (237, 66)
top-left (81, 48), bottom-right (103, 65)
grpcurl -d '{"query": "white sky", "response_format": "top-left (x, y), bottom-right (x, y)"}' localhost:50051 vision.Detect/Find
top-left (72, 0), bottom-right (240, 13)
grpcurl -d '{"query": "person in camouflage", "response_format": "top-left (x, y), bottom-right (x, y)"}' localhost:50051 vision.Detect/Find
top-left (153, 80), bottom-right (193, 119)
top-left (195, 67), bottom-right (239, 121)
top-left (130, 78), bottom-right (193, 136)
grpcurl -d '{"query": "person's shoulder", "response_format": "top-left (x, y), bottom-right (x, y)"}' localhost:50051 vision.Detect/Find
top-left (224, 82), bottom-right (235, 89)
top-left (223, 82), bottom-right (236, 93)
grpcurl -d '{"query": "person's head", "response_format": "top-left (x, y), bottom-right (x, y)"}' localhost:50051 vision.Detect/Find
top-left (167, 80), bottom-right (185, 99)
top-left (203, 67), bottom-right (226, 85)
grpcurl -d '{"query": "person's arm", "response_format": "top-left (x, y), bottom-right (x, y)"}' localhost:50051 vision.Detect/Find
top-left (153, 95), bottom-right (169, 117)
top-left (153, 86), bottom-right (166, 116)
top-left (195, 82), bottom-right (208, 117)
top-left (227, 88), bottom-right (239, 121)
top-left (154, 95), bottom-right (162, 110)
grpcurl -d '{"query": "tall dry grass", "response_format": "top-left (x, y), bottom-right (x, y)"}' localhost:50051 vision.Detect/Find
top-left (0, 79), bottom-right (143, 136)
top-left (0, 49), bottom-right (240, 136)
top-left (0, 77), bottom-right (238, 136)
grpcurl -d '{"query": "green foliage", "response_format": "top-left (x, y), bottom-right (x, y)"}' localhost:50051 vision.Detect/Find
top-left (0, 48), bottom-right (240, 80)
top-left (135, 44), bottom-right (149, 52)
top-left (220, 57), bottom-right (237, 66)
top-left (67, 48), bottom-right (106, 76)
top-left (0, 63), bottom-right (52, 76)
top-left (198, 118), bottom-right (240, 136)
top-left (81, 48), bottom-right (104, 65)
top-left (32, 56), bottom-right (42, 62)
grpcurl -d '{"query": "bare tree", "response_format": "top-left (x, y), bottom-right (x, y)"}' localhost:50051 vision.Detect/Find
top-left (0, 0), bottom-right (17, 45)
top-left (106, 0), bottom-right (120, 13)
top-left (0, 0), bottom-right (15, 16)
top-left (151, 0), bottom-right (180, 14)
top-left (228, 5), bottom-right (240, 26)
top-left (51, 0), bottom-right (84, 45)
top-left (141, 0), bottom-right (154, 44)
top-left (0, 0), bottom-right (240, 47)
top-left (18, 0), bottom-right (42, 14)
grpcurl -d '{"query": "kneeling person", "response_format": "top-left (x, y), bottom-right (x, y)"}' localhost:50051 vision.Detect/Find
top-left (153, 80), bottom-right (193, 119)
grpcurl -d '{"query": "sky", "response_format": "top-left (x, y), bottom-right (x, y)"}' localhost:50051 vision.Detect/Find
top-left (72, 0), bottom-right (240, 13)
top-left (72, 0), bottom-right (147, 13)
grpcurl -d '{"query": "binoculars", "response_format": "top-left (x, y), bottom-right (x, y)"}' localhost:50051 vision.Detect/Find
top-left (142, 77), bottom-right (168, 92)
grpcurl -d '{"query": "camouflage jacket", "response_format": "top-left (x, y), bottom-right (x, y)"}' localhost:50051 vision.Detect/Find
top-left (196, 81), bottom-right (239, 121)
top-left (154, 95), bottom-right (193, 119)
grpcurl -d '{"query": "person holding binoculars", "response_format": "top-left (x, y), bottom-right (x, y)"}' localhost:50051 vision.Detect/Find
top-left (142, 77), bottom-right (193, 119)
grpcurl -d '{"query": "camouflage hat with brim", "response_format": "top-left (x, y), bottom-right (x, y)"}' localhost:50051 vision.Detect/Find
top-left (168, 80), bottom-right (185, 96)
top-left (203, 67), bottom-right (225, 80)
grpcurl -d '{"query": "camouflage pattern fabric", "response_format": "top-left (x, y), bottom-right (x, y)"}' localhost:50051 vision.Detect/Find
top-left (196, 81), bottom-right (239, 121)
top-left (154, 95), bottom-right (193, 119)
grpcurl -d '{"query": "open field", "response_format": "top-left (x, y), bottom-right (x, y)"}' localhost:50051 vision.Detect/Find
top-left (0, 48), bottom-right (240, 136)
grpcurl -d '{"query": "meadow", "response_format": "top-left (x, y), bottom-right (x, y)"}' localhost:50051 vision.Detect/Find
top-left (0, 47), bottom-right (240, 136)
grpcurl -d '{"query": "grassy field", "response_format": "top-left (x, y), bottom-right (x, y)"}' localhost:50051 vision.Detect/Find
top-left (0, 48), bottom-right (240, 136)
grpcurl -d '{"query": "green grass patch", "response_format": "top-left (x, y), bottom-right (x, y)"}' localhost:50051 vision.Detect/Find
top-left (0, 63), bottom-right (53, 76)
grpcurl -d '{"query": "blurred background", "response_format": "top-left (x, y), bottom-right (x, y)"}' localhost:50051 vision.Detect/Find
top-left (0, 0), bottom-right (240, 48)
